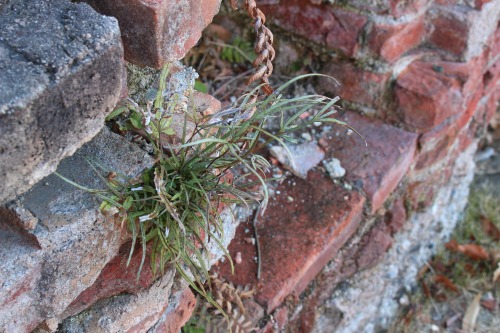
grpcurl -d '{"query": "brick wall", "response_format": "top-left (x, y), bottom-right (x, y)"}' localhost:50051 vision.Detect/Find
top-left (0, 0), bottom-right (498, 332)
top-left (211, 0), bottom-right (499, 331)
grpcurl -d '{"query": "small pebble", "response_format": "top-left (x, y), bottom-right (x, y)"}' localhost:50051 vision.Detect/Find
top-left (399, 294), bottom-right (410, 306)
top-left (287, 196), bottom-right (294, 202)
top-left (244, 237), bottom-right (255, 245)
top-left (430, 324), bottom-right (439, 332)
top-left (301, 132), bottom-right (312, 141)
top-left (235, 252), bottom-right (242, 264)
top-left (323, 158), bottom-right (346, 179)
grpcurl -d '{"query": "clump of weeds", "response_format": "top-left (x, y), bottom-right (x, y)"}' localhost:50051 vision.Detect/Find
top-left (59, 62), bottom-right (346, 316)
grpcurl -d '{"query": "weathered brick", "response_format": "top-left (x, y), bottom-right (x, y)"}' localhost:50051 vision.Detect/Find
top-left (285, 219), bottom-right (394, 332)
top-left (394, 52), bottom-right (488, 133)
top-left (318, 61), bottom-right (390, 108)
top-left (355, 223), bottom-right (393, 271)
top-left (406, 159), bottom-right (455, 211)
top-left (0, 128), bottom-right (153, 332)
top-left (427, 2), bottom-right (500, 61)
top-left (366, 15), bottom-right (425, 62)
top-left (393, 60), bottom-right (466, 132)
top-left (216, 172), bottom-right (365, 312)
top-left (340, 0), bottom-right (429, 17)
top-left (384, 196), bottom-right (407, 234)
top-left (0, 0), bottom-right (124, 204)
top-left (85, 0), bottom-right (222, 68)
top-left (260, 0), bottom-right (367, 57)
top-left (321, 112), bottom-right (418, 213)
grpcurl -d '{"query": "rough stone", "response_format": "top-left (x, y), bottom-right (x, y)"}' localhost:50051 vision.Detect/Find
top-left (320, 112), bottom-right (418, 213)
top-left (0, 128), bottom-right (153, 332)
top-left (216, 171), bottom-right (365, 312)
top-left (84, 0), bottom-right (222, 68)
top-left (269, 141), bottom-right (325, 179)
top-left (323, 158), bottom-right (346, 179)
top-left (0, 0), bottom-right (124, 204)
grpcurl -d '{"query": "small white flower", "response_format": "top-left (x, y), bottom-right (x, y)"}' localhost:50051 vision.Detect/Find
top-left (139, 214), bottom-right (153, 222)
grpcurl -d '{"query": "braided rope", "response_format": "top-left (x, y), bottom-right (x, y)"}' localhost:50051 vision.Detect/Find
top-left (230, 0), bottom-right (275, 95)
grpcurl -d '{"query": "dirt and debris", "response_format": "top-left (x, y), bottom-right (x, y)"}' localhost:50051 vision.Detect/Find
top-left (390, 124), bottom-right (500, 333)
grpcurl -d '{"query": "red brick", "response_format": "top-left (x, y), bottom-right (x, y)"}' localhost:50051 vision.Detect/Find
top-left (259, 0), bottom-right (367, 56)
top-left (427, 4), bottom-right (500, 61)
top-left (384, 196), bottom-right (407, 234)
top-left (415, 83), bottom-right (483, 170)
top-left (406, 163), bottom-right (454, 211)
top-left (321, 112), bottom-right (418, 213)
top-left (345, 0), bottom-right (429, 17)
top-left (85, 0), bottom-right (221, 68)
top-left (389, 0), bottom-right (430, 16)
top-left (394, 60), bottom-right (466, 132)
top-left (216, 172), bottom-right (365, 312)
top-left (428, 8), bottom-right (470, 57)
top-left (367, 15), bottom-right (425, 62)
top-left (355, 223), bottom-right (393, 270)
top-left (318, 62), bottom-right (390, 108)
top-left (64, 242), bottom-right (157, 317)
top-left (287, 220), bottom-right (395, 331)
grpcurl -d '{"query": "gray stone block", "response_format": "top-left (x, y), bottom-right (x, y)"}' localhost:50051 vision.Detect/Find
top-left (0, 128), bottom-right (153, 332)
top-left (0, 0), bottom-right (125, 204)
